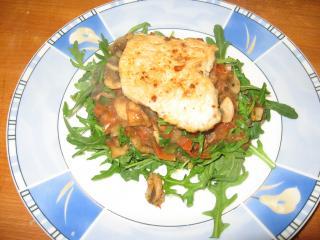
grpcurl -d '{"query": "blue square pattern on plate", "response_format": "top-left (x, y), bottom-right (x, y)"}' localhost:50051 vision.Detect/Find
top-left (29, 172), bottom-right (102, 239)
top-left (83, 205), bottom-right (271, 240)
top-left (54, 15), bottom-right (114, 60)
top-left (98, 0), bottom-right (233, 38)
top-left (245, 167), bottom-right (316, 236)
top-left (15, 48), bottom-right (76, 187)
top-left (224, 12), bottom-right (279, 61)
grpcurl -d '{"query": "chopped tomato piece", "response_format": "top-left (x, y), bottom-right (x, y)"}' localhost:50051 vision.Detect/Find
top-left (177, 136), bottom-right (193, 152)
top-left (152, 142), bottom-right (176, 161)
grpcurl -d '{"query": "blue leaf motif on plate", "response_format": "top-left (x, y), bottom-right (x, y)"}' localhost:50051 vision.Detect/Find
top-left (244, 24), bottom-right (257, 55)
top-left (224, 13), bottom-right (279, 60)
top-left (245, 167), bottom-right (316, 236)
top-left (29, 172), bottom-right (102, 239)
top-left (54, 15), bottom-right (113, 60)
top-left (55, 180), bottom-right (74, 225)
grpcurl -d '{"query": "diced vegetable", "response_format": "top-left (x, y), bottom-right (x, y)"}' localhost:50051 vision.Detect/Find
top-left (177, 136), bottom-right (193, 152)
top-left (152, 142), bottom-right (176, 161)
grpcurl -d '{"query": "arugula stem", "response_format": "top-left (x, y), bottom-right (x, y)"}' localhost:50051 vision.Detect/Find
top-left (213, 196), bottom-right (223, 237)
top-left (124, 158), bottom-right (151, 169)
top-left (181, 160), bottom-right (190, 169)
top-left (248, 145), bottom-right (275, 169)
top-left (136, 160), bottom-right (154, 170)
top-left (240, 85), bottom-right (265, 92)
top-left (165, 177), bottom-right (204, 189)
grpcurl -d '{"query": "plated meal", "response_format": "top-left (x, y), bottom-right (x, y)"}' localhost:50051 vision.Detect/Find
top-left (63, 22), bottom-right (297, 238)
top-left (7, 1), bottom-right (320, 239)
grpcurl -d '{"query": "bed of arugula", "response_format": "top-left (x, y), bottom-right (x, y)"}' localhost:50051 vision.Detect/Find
top-left (63, 23), bottom-right (297, 238)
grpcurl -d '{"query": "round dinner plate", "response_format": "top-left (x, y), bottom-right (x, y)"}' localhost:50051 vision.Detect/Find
top-left (6, 0), bottom-right (320, 239)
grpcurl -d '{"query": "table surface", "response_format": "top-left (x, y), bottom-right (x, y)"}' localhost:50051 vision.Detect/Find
top-left (0, 0), bottom-right (319, 239)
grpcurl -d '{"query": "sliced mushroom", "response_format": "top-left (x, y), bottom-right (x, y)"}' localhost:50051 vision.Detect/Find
top-left (142, 105), bottom-right (158, 122)
top-left (126, 101), bottom-right (151, 127)
top-left (106, 56), bottom-right (120, 72)
top-left (106, 63), bottom-right (118, 72)
top-left (109, 55), bottom-right (120, 66)
top-left (229, 74), bottom-right (240, 94)
top-left (115, 51), bottom-right (122, 58)
top-left (110, 33), bottom-right (133, 54)
top-left (220, 97), bottom-right (234, 123)
top-left (251, 106), bottom-right (264, 121)
top-left (113, 96), bottom-right (129, 121)
top-left (145, 173), bottom-right (165, 207)
top-left (104, 66), bottom-right (121, 89)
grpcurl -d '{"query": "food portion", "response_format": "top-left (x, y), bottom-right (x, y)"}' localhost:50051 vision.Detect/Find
top-left (145, 173), bottom-right (165, 207)
top-left (91, 32), bottom-right (244, 162)
top-left (119, 34), bottom-right (221, 132)
top-left (63, 23), bottom-right (298, 238)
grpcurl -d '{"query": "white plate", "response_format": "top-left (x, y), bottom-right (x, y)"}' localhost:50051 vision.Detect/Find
top-left (7, 1), bottom-right (320, 239)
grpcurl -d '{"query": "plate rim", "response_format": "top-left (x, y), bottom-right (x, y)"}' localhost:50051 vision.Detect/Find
top-left (6, 0), bottom-right (320, 239)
